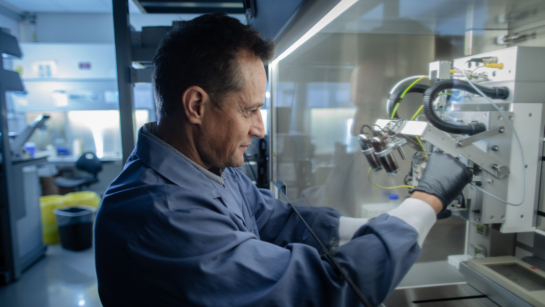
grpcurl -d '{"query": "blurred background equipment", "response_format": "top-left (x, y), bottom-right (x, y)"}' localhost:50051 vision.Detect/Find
top-left (54, 152), bottom-right (102, 190)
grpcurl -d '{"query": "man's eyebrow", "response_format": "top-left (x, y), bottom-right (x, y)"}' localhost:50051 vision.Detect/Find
top-left (247, 102), bottom-right (264, 109)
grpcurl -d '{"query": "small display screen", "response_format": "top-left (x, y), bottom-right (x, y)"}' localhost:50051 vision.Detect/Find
top-left (486, 263), bottom-right (545, 291)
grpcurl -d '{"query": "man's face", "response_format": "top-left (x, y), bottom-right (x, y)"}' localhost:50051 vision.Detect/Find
top-left (198, 51), bottom-right (266, 169)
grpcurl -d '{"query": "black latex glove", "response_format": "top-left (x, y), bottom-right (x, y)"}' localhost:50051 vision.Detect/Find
top-left (436, 210), bottom-right (452, 220)
top-left (413, 152), bottom-right (473, 210)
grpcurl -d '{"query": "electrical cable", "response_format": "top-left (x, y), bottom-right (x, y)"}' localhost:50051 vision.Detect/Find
top-left (360, 124), bottom-right (375, 135)
top-left (467, 66), bottom-right (486, 79)
top-left (391, 78), bottom-right (429, 118)
top-left (367, 167), bottom-right (415, 190)
top-left (388, 84), bottom-right (429, 118)
top-left (422, 79), bottom-right (509, 135)
top-left (415, 136), bottom-right (428, 161)
top-left (411, 105), bottom-right (424, 120)
top-left (400, 76), bottom-right (428, 99)
top-left (273, 182), bottom-right (372, 307)
top-left (390, 104), bottom-right (401, 119)
top-left (457, 62), bottom-right (525, 206)
top-left (409, 106), bottom-right (429, 160)
top-left (386, 75), bottom-right (427, 114)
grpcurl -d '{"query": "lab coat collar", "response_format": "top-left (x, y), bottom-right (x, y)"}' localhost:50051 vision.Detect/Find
top-left (134, 124), bottom-right (222, 198)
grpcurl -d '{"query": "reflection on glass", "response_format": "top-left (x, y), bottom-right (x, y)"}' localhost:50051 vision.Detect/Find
top-left (267, 0), bottom-right (527, 268)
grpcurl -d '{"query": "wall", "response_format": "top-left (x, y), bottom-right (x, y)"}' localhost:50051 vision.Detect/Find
top-left (34, 13), bottom-right (114, 43)
top-left (32, 13), bottom-right (246, 43)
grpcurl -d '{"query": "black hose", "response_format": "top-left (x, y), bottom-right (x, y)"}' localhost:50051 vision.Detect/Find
top-left (422, 79), bottom-right (509, 135)
top-left (388, 84), bottom-right (429, 118)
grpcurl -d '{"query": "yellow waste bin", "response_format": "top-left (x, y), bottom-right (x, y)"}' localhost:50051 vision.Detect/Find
top-left (63, 191), bottom-right (101, 209)
top-left (40, 195), bottom-right (65, 244)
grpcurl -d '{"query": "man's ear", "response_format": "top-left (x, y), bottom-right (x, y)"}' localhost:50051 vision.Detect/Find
top-left (181, 86), bottom-right (209, 125)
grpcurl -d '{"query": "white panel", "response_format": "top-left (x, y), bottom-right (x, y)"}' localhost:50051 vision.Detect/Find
top-left (502, 103), bottom-right (543, 233)
top-left (13, 43), bottom-right (116, 79)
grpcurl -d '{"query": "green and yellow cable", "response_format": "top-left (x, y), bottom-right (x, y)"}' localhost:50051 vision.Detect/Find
top-left (415, 136), bottom-right (428, 160)
top-left (390, 103), bottom-right (401, 119)
top-left (411, 105), bottom-right (424, 120)
top-left (409, 106), bottom-right (429, 160)
top-left (391, 75), bottom-right (429, 119)
top-left (367, 167), bottom-right (415, 190)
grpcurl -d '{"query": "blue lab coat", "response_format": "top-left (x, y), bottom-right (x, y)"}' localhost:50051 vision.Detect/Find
top-left (95, 126), bottom-right (422, 306)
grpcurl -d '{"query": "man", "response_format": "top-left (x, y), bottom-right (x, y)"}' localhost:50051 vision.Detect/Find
top-left (95, 12), bottom-right (471, 306)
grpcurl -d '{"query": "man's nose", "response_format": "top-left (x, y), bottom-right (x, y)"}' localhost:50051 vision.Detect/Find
top-left (250, 111), bottom-right (266, 138)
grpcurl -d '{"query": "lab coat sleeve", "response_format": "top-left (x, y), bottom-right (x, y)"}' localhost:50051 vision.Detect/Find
top-left (126, 191), bottom-right (423, 307)
top-left (233, 168), bottom-right (342, 250)
top-left (338, 198), bottom-right (437, 247)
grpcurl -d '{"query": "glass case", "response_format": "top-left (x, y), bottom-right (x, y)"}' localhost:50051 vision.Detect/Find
top-left (269, 0), bottom-right (545, 287)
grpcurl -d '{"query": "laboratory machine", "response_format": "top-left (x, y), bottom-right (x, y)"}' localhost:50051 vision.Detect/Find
top-left (267, 0), bottom-right (545, 305)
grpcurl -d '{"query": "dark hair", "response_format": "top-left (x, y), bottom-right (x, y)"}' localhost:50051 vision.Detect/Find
top-left (153, 12), bottom-right (274, 119)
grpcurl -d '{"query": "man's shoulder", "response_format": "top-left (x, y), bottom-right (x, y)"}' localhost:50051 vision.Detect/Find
top-left (102, 157), bottom-right (224, 213)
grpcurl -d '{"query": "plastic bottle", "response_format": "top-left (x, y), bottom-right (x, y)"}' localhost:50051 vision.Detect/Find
top-left (389, 193), bottom-right (400, 207)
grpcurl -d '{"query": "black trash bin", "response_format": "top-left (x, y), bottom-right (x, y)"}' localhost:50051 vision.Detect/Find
top-left (53, 206), bottom-right (96, 251)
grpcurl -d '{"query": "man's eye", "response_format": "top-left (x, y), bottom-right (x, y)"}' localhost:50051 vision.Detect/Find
top-left (248, 109), bottom-right (257, 114)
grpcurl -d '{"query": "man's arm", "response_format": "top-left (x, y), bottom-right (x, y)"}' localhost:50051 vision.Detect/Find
top-left (122, 193), bottom-right (421, 307)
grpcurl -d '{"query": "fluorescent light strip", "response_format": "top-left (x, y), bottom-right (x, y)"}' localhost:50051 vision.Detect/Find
top-left (271, 0), bottom-right (358, 66)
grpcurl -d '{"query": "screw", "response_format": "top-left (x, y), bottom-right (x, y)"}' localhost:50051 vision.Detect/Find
top-left (491, 216), bottom-right (494, 219)
top-left (509, 116), bottom-right (514, 120)
top-left (488, 179), bottom-right (494, 184)
top-left (491, 145), bottom-right (499, 151)
top-left (529, 113), bottom-right (532, 117)
top-left (499, 127), bottom-right (505, 133)
top-left (498, 116), bottom-right (503, 120)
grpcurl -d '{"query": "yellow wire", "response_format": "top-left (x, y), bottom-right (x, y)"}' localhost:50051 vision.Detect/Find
top-left (367, 167), bottom-right (415, 190)
top-left (391, 75), bottom-right (429, 118)
top-left (411, 105), bottom-right (424, 120)
top-left (400, 76), bottom-right (428, 99)
top-left (415, 136), bottom-right (428, 160)
top-left (390, 103), bottom-right (400, 119)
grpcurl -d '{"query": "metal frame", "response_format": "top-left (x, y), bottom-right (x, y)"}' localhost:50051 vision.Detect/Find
top-left (460, 261), bottom-right (533, 307)
top-left (420, 124), bottom-right (510, 179)
top-left (0, 30), bottom-right (44, 284)
top-left (112, 0), bottom-right (137, 165)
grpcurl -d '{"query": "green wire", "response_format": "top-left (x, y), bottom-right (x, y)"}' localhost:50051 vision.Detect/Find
top-left (400, 76), bottom-right (428, 99)
top-left (392, 75), bottom-right (428, 118)
top-left (390, 103), bottom-right (400, 119)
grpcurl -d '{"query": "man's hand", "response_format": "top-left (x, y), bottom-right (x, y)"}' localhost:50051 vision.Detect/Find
top-left (411, 152), bottom-right (473, 214)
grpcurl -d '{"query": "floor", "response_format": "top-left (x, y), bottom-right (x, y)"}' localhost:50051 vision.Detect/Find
top-left (0, 244), bottom-right (101, 307)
